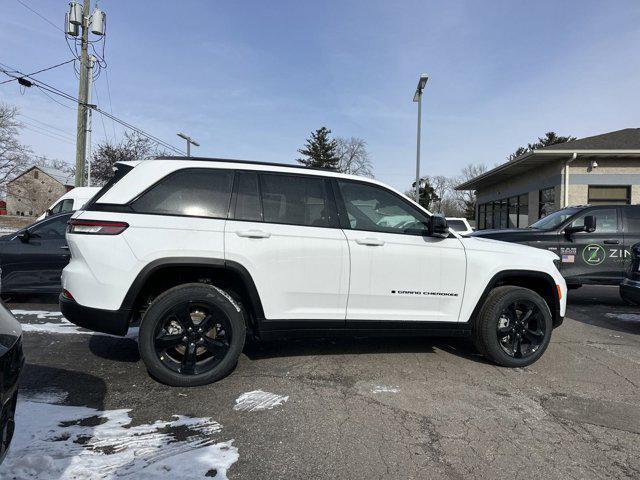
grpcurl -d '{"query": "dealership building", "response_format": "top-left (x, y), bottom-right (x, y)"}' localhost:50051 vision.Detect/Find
top-left (455, 128), bottom-right (640, 229)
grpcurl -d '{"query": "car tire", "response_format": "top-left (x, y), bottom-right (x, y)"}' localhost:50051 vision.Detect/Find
top-left (139, 283), bottom-right (246, 387)
top-left (473, 286), bottom-right (553, 368)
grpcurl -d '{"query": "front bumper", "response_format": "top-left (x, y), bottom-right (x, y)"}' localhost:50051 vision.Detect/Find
top-left (620, 278), bottom-right (640, 304)
top-left (0, 336), bottom-right (24, 463)
top-left (59, 294), bottom-right (131, 336)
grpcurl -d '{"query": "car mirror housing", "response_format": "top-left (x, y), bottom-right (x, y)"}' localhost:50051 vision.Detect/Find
top-left (16, 231), bottom-right (30, 243)
top-left (583, 215), bottom-right (596, 233)
top-left (429, 215), bottom-right (449, 238)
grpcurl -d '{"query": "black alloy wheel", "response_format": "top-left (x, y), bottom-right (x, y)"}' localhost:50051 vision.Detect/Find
top-left (154, 301), bottom-right (232, 376)
top-left (496, 300), bottom-right (546, 359)
top-left (139, 283), bottom-right (246, 387)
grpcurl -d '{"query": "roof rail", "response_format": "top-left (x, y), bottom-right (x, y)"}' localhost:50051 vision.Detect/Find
top-left (154, 156), bottom-right (339, 172)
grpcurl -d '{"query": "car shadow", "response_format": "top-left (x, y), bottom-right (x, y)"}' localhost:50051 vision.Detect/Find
top-left (243, 335), bottom-right (489, 364)
top-left (88, 335), bottom-right (140, 363)
top-left (567, 285), bottom-right (640, 335)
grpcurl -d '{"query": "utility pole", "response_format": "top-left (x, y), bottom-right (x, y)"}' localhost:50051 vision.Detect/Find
top-left (177, 133), bottom-right (200, 157)
top-left (86, 56), bottom-right (95, 186)
top-left (67, 1), bottom-right (105, 186)
top-left (74, 0), bottom-right (90, 187)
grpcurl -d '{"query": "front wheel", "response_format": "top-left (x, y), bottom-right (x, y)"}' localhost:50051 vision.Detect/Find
top-left (473, 286), bottom-right (553, 368)
top-left (139, 283), bottom-right (246, 387)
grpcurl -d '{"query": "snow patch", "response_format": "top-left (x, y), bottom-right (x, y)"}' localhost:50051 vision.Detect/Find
top-left (605, 313), bottom-right (640, 322)
top-left (0, 394), bottom-right (238, 479)
top-left (12, 310), bottom-right (138, 338)
top-left (12, 310), bottom-right (64, 319)
top-left (372, 385), bottom-right (400, 393)
top-left (234, 390), bottom-right (289, 412)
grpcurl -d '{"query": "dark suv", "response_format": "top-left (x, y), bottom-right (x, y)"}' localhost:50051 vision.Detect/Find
top-left (472, 205), bottom-right (640, 289)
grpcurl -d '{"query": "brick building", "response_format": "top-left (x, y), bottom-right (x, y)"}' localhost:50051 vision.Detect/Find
top-left (455, 129), bottom-right (640, 229)
top-left (6, 166), bottom-right (74, 217)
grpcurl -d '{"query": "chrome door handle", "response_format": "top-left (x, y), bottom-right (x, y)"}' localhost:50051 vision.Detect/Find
top-left (355, 237), bottom-right (385, 246)
top-left (60, 245), bottom-right (69, 250)
top-left (236, 230), bottom-right (271, 239)
top-left (603, 240), bottom-right (620, 245)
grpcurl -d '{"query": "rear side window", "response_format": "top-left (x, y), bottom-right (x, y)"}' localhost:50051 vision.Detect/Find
top-left (624, 207), bottom-right (640, 232)
top-left (260, 174), bottom-right (330, 227)
top-left (131, 168), bottom-right (234, 218)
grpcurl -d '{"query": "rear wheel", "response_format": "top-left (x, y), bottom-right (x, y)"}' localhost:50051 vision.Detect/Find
top-left (473, 286), bottom-right (552, 367)
top-left (139, 283), bottom-right (246, 387)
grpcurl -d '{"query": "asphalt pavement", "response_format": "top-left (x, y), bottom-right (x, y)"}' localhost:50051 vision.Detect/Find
top-left (2, 285), bottom-right (640, 479)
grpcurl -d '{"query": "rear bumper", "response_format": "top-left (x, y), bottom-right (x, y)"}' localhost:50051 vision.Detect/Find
top-left (620, 278), bottom-right (640, 304)
top-left (59, 294), bottom-right (131, 336)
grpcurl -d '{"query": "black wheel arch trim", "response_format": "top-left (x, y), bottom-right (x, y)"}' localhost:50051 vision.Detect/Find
top-left (467, 270), bottom-right (563, 328)
top-left (120, 257), bottom-right (266, 332)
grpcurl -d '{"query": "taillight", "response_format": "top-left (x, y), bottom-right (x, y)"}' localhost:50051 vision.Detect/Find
top-left (62, 289), bottom-right (74, 300)
top-left (67, 219), bottom-right (129, 235)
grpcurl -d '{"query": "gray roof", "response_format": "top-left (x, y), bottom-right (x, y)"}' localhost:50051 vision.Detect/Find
top-left (456, 128), bottom-right (640, 191)
top-left (9, 165), bottom-right (75, 186)
top-left (538, 128), bottom-right (640, 151)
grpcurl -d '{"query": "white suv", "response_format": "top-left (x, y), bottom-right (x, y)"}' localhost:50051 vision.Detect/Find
top-left (60, 158), bottom-right (566, 386)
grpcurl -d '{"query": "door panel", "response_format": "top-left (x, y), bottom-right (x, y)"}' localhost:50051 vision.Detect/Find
top-left (344, 230), bottom-right (466, 322)
top-left (334, 179), bottom-right (466, 323)
top-left (559, 208), bottom-right (624, 284)
top-left (225, 221), bottom-right (349, 320)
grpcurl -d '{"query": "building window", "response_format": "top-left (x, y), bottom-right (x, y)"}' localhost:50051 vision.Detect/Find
top-left (588, 186), bottom-right (630, 205)
top-left (478, 204), bottom-right (486, 229)
top-left (518, 194), bottom-right (529, 227)
top-left (539, 187), bottom-right (556, 218)
top-left (478, 193), bottom-right (531, 229)
top-left (34, 170), bottom-right (39, 179)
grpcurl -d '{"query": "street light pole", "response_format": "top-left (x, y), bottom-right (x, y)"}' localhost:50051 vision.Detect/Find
top-left (413, 74), bottom-right (429, 205)
top-left (177, 132), bottom-right (200, 157)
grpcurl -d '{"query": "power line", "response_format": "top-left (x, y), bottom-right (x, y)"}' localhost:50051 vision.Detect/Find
top-left (0, 62), bottom-right (185, 155)
top-left (104, 69), bottom-right (117, 139)
top-left (0, 59), bottom-right (75, 85)
top-left (15, 0), bottom-right (63, 33)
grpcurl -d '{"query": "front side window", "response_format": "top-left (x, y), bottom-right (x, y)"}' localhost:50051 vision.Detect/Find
top-left (260, 174), bottom-right (331, 227)
top-left (59, 198), bottom-right (74, 213)
top-left (569, 208), bottom-right (618, 233)
top-left (131, 169), bottom-right (234, 218)
top-left (49, 200), bottom-right (64, 215)
top-left (337, 180), bottom-right (429, 235)
top-left (29, 215), bottom-right (69, 239)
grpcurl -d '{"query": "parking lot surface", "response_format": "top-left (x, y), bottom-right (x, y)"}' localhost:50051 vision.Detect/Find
top-left (2, 285), bottom-right (639, 479)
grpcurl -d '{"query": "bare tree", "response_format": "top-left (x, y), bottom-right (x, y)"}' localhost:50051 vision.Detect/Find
top-left (91, 132), bottom-right (167, 186)
top-left (0, 103), bottom-right (31, 193)
top-left (427, 175), bottom-right (449, 213)
top-left (451, 163), bottom-right (488, 219)
top-left (335, 137), bottom-right (374, 177)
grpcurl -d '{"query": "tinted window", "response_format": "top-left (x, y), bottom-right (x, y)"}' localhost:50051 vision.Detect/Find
top-left (132, 169), bottom-right (233, 218)
top-left (260, 174), bottom-right (330, 227)
top-left (338, 180), bottom-right (429, 234)
top-left (30, 215), bottom-right (69, 239)
top-left (49, 200), bottom-right (64, 214)
top-left (570, 208), bottom-right (618, 233)
top-left (624, 207), bottom-right (640, 231)
top-left (60, 198), bottom-right (74, 213)
top-left (234, 172), bottom-right (261, 221)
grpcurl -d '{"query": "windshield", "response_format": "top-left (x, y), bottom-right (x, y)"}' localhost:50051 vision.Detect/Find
top-left (529, 207), bottom-right (581, 230)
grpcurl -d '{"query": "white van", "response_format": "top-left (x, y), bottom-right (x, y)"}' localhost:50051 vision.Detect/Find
top-left (36, 187), bottom-right (100, 221)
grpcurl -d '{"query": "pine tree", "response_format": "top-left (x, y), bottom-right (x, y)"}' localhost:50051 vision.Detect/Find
top-left (297, 127), bottom-right (340, 170)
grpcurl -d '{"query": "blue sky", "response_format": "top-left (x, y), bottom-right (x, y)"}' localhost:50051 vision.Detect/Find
top-left (1, 0), bottom-right (639, 191)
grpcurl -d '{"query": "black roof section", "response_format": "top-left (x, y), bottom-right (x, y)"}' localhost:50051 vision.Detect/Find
top-left (155, 156), bottom-right (338, 172)
top-left (539, 128), bottom-right (640, 151)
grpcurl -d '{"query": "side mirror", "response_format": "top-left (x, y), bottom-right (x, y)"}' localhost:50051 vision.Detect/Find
top-left (584, 215), bottom-right (596, 233)
top-left (428, 215), bottom-right (449, 238)
top-left (16, 231), bottom-right (30, 243)
top-left (46, 209), bottom-right (53, 216)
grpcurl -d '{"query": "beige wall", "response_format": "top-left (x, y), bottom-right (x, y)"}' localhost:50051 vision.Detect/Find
top-left (6, 168), bottom-right (67, 217)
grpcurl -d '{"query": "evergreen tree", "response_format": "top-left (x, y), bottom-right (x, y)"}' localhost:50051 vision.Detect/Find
top-left (297, 127), bottom-right (340, 169)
